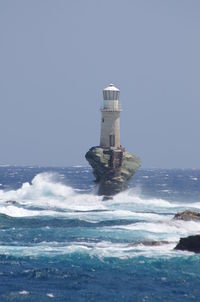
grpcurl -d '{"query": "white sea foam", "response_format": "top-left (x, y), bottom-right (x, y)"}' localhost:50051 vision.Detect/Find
top-left (55, 210), bottom-right (171, 223)
top-left (46, 293), bottom-right (54, 298)
top-left (0, 172), bottom-right (199, 220)
top-left (0, 240), bottom-right (190, 259)
top-left (110, 189), bottom-right (200, 212)
top-left (19, 290), bottom-right (29, 295)
top-left (0, 172), bottom-right (200, 259)
top-left (110, 219), bottom-right (200, 240)
top-left (0, 173), bottom-right (105, 215)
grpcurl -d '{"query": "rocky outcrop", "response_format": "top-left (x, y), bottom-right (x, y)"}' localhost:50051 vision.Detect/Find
top-left (173, 210), bottom-right (200, 221)
top-left (85, 146), bottom-right (141, 197)
top-left (173, 211), bottom-right (200, 253)
top-left (175, 235), bottom-right (200, 253)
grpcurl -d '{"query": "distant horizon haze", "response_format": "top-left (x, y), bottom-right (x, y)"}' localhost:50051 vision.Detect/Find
top-left (0, 1), bottom-right (200, 168)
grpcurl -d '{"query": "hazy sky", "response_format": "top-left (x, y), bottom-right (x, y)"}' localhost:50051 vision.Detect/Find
top-left (0, 1), bottom-right (200, 167)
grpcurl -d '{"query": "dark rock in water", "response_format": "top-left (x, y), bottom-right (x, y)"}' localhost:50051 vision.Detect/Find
top-left (174, 210), bottom-right (200, 221)
top-left (175, 235), bottom-right (200, 253)
top-left (102, 195), bottom-right (113, 201)
top-left (85, 146), bottom-right (141, 196)
top-left (128, 240), bottom-right (169, 247)
top-left (6, 200), bottom-right (18, 205)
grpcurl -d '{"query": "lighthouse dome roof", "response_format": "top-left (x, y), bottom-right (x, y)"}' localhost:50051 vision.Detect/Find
top-left (103, 83), bottom-right (120, 92)
top-left (103, 83), bottom-right (120, 101)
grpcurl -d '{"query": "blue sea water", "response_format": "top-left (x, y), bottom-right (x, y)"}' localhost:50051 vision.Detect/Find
top-left (0, 166), bottom-right (200, 301)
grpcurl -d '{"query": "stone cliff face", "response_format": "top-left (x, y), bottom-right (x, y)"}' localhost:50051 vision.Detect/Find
top-left (85, 146), bottom-right (141, 197)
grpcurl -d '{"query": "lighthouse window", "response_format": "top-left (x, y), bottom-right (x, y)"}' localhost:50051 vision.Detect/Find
top-left (102, 118), bottom-right (104, 123)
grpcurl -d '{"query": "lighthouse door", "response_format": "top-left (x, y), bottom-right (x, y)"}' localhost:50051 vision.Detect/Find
top-left (109, 135), bottom-right (115, 147)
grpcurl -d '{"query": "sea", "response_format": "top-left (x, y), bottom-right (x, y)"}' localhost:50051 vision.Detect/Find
top-left (0, 166), bottom-right (200, 302)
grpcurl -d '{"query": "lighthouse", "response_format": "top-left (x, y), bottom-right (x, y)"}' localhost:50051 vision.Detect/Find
top-left (100, 84), bottom-right (122, 148)
top-left (85, 83), bottom-right (141, 197)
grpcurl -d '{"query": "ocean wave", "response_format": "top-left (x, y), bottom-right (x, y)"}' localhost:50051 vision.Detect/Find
top-left (0, 240), bottom-right (185, 259)
top-left (0, 172), bottom-right (199, 219)
top-left (0, 172), bottom-right (199, 259)
top-left (110, 219), bottom-right (200, 238)
top-left (0, 173), bottom-right (104, 214)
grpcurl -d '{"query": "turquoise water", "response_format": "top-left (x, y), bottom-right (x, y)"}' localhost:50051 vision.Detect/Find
top-left (0, 167), bottom-right (200, 301)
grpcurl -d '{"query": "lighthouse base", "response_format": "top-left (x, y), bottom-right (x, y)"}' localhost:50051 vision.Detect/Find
top-left (85, 146), bottom-right (141, 198)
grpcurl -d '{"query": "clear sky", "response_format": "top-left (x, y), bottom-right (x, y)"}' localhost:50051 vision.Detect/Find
top-left (0, 0), bottom-right (200, 167)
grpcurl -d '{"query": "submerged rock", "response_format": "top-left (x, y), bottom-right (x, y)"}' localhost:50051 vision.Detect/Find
top-left (128, 240), bottom-right (169, 247)
top-left (6, 200), bottom-right (18, 205)
top-left (175, 235), bottom-right (200, 253)
top-left (174, 210), bottom-right (200, 221)
top-left (85, 146), bottom-right (141, 196)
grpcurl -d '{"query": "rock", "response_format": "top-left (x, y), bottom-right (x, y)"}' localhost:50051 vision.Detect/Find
top-left (85, 146), bottom-right (141, 196)
top-left (175, 235), bottom-right (200, 253)
top-left (6, 200), bottom-right (17, 205)
top-left (173, 210), bottom-right (200, 221)
top-left (128, 240), bottom-right (169, 247)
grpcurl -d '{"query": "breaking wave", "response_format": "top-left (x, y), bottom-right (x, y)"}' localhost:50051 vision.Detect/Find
top-left (0, 173), bottom-right (104, 216)
top-left (0, 172), bottom-right (200, 258)
top-left (0, 240), bottom-right (181, 259)
top-left (0, 172), bottom-right (200, 217)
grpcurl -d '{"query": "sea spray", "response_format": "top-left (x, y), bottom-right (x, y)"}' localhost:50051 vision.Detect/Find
top-left (0, 167), bottom-right (200, 301)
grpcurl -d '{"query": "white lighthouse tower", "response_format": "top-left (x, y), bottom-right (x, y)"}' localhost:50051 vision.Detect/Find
top-left (100, 84), bottom-right (122, 148)
top-left (86, 83), bottom-right (141, 196)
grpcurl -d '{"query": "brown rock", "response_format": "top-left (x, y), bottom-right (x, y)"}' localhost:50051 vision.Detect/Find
top-left (174, 210), bottom-right (200, 221)
top-left (85, 146), bottom-right (141, 197)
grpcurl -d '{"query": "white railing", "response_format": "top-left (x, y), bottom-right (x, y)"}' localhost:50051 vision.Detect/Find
top-left (100, 103), bottom-right (122, 112)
